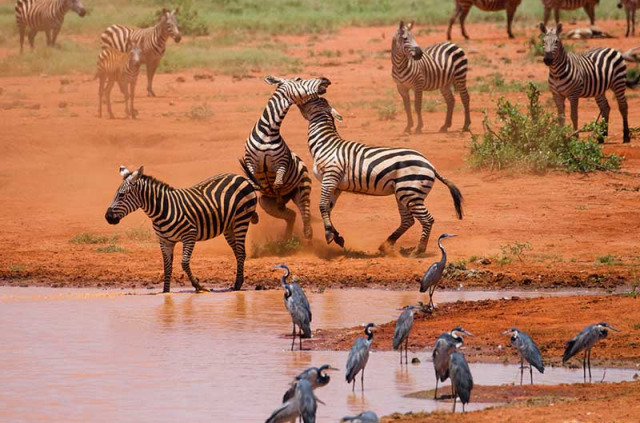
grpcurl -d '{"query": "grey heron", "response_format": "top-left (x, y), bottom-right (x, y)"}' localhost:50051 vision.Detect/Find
top-left (563, 322), bottom-right (620, 381)
top-left (393, 305), bottom-right (420, 365)
top-left (449, 351), bottom-right (473, 413)
top-left (346, 323), bottom-right (377, 392)
top-left (420, 233), bottom-right (456, 308)
top-left (282, 364), bottom-right (338, 402)
top-left (265, 379), bottom-right (318, 423)
top-left (341, 411), bottom-right (379, 423)
top-left (275, 263), bottom-right (312, 351)
top-left (503, 328), bottom-right (544, 385)
top-left (432, 326), bottom-right (474, 400)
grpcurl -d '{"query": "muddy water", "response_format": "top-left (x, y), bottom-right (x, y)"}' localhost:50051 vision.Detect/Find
top-left (0, 287), bottom-right (634, 423)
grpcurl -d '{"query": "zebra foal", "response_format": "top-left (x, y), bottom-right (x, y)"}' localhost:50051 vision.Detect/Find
top-left (105, 166), bottom-right (259, 292)
top-left (541, 0), bottom-right (599, 26)
top-left (618, 0), bottom-right (637, 37)
top-left (15, 0), bottom-right (86, 54)
top-left (393, 22), bottom-right (470, 134)
top-left (447, 0), bottom-right (522, 40)
top-left (541, 23), bottom-right (632, 143)
top-left (96, 43), bottom-right (142, 119)
top-left (297, 97), bottom-right (464, 256)
top-left (100, 8), bottom-right (181, 97)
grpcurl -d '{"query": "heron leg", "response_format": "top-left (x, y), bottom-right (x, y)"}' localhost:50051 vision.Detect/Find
top-left (452, 387), bottom-right (457, 412)
top-left (352, 379), bottom-right (355, 392)
top-left (291, 325), bottom-right (296, 351)
top-left (361, 367), bottom-right (365, 391)
top-left (299, 329), bottom-right (303, 350)
top-left (583, 350), bottom-right (587, 382)
top-left (530, 363), bottom-right (534, 385)
top-left (588, 349), bottom-right (592, 381)
top-left (434, 379), bottom-right (439, 400)
top-left (405, 337), bottom-right (409, 364)
top-left (520, 357), bottom-right (524, 385)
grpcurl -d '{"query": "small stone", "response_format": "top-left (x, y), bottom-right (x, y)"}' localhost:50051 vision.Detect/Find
top-left (411, 357), bottom-right (420, 364)
top-left (176, 76), bottom-right (186, 83)
top-left (255, 285), bottom-right (265, 290)
top-left (480, 257), bottom-right (491, 265)
top-left (59, 101), bottom-right (67, 109)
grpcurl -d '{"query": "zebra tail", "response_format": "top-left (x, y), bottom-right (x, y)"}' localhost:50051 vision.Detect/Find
top-left (626, 73), bottom-right (640, 88)
top-left (238, 159), bottom-right (262, 191)
top-left (434, 170), bottom-right (464, 220)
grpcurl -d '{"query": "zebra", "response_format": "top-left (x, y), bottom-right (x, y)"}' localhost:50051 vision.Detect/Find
top-left (447, 0), bottom-right (523, 40)
top-left (15, 0), bottom-right (86, 54)
top-left (392, 22), bottom-right (470, 134)
top-left (296, 97), bottom-right (464, 256)
top-left (241, 76), bottom-right (331, 242)
top-left (541, 0), bottom-right (599, 26)
top-left (618, 0), bottom-right (637, 37)
top-left (104, 166), bottom-right (259, 292)
top-left (96, 43), bottom-right (142, 119)
top-left (100, 8), bottom-right (181, 97)
top-left (540, 23), bottom-right (632, 143)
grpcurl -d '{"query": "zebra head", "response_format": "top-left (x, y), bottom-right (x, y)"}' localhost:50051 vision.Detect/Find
top-left (297, 97), bottom-right (343, 123)
top-left (67, 0), bottom-right (86, 17)
top-left (161, 8), bottom-right (182, 43)
top-left (539, 23), bottom-right (563, 66)
top-left (105, 166), bottom-right (145, 225)
top-left (617, 0), bottom-right (623, 8)
top-left (126, 41), bottom-right (143, 68)
top-left (265, 76), bottom-right (332, 106)
top-left (394, 21), bottom-right (423, 60)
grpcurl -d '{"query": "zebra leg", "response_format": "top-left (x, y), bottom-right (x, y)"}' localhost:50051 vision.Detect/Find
top-left (543, 7), bottom-right (551, 26)
top-left (379, 201), bottom-right (414, 255)
top-left (230, 221), bottom-right (250, 291)
top-left (613, 84), bottom-right (630, 143)
top-left (569, 97), bottom-right (579, 131)
top-left (159, 240), bottom-right (175, 293)
top-left (105, 79), bottom-right (116, 119)
top-left (123, 81), bottom-right (131, 119)
top-left (45, 30), bottom-right (52, 46)
top-left (397, 84), bottom-right (413, 134)
top-left (319, 175), bottom-right (344, 247)
top-left (51, 26), bottom-right (61, 46)
top-left (595, 94), bottom-right (610, 143)
top-left (439, 85), bottom-right (455, 133)
top-left (454, 77), bottom-right (471, 131)
top-left (447, 5), bottom-right (462, 41)
top-left (554, 8), bottom-right (560, 26)
top-left (273, 165), bottom-right (287, 205)
top-left (552, 92), bottom-right (566, 126)
top-left (408, 201), bottom-right (435, 257)
top-left (292, 187), bottom-right (313, 241)
top-left (18, 25), bottom-right (25, 54)
top-left (414, 90), bottom-right (424, 134)
top-left (146, 57), bottom-right (160, 97)
top-left (506, 6), bottom-right (516, 39)
top-left (584, 3), bottom-right (596, 25)
top-left (27, 28), bottom-right (37, 50)
top-left (181, 234), bottom-right (209, 293)
top-left (130, 80), bottom-right (138, 119)
top-left (632, 7), bottom-right (636, 36)
top-left (459, 7), bottom-right (471, 40)
top-left (259, 195), bottom-right (296, 239)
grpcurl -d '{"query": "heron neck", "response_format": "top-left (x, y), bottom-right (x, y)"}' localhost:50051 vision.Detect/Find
top-left (438, 239), bottom-right (447, 264)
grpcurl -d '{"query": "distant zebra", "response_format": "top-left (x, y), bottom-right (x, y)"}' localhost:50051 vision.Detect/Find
top-left (540, 23), bottom-right (632, 143)
top-left (15, 0), bottom-right (86, 54)
top-left (618, 0), bottom-right (637, 37)
top-left (297, 97), bottom-right (464, 256)
top-left (241, 76), bottom-right (330, 242)
top-left (100, 9), bottom-right (181, 97)
top-left (392, 22), bottom-right (470, 134)
top-left (105, 166), bottom-right (259, 292)
top-left (541, 0), bottom-right (599, 26)
top-left (447, 0), bottom-right (523, 40)
top-left (96, 44), bottom-right (142, 119)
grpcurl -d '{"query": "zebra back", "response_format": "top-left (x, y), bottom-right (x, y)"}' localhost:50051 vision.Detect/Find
top-left (541, 0), bottom-right (599, 9)
top-left (15, 0), bottom-right (83, 29)
top-left (468, 0), bottom-right (514, 12)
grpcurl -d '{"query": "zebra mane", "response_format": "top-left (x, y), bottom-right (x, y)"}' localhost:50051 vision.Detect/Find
top-left (139, 174), bottom-right (174, 191)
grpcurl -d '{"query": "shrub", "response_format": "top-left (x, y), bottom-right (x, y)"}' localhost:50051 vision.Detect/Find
top-left (498, 241), bottom-right (531, 265)
top-left (187, 103), bottom-right (214, 120)
top-left (251, 236), bottom-right (302, 258)
top-left (96, 244), bottom-right (128, 253)
top-left (70, 232), bottom-right (118, 244)
top-left (140, 0), bottom-right (209, 36)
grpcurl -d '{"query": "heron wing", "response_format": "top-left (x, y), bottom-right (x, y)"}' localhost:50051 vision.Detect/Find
top-left (519, 332), bottom-right (545, 373)
top-left (392, 309), bottom-right (413, 350)
top-left (265, 400), bottom-right (297, 423)
top-left (346, 338), bottom-right (369, 382)
top-left (296, 380), bottom-right (317, 423)
top-left (341, 411), bottom-right (379, 423)
top-left (433, 337), bottom-right (453, 381)
top-left (288, 288), bottom-right (312, 338)
top-left (449, 353), bottom-right (473, 404)
top-left (563, 325), bottom-right (597, 363)
top-left (420, 262), bottom-right (441, 292)
top-left (292, 283), bottom-right (312, 322)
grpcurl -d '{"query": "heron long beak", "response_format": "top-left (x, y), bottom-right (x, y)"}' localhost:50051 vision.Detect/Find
top-left (327, 366), bottom-right (340, 371)
top-left (502, 329), bottom-right (513, 335)
top-left (463, 330), bottom-right (475, 337)
top-left (608, 325), bottom-right (621, 332)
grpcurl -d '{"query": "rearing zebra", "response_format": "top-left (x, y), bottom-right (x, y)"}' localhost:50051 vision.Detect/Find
top-left (105, 166), bottom-right (259, 292)
top-left (392, 22), bottom-right (470, 134)
top-left (447, 0), bottom-right (523, 40)
top-left (541, 0), bottom-right (599, 26)
top-left (540, 23), bottom-right (632, 143)
top-left (241, 76), bottom-right (330, 241)
top-left (15, 0), bottom-right (86, 54)
top-left (100, 8), bottom-right (181, 97)
top-left (297, 97), bottom-right (464, 256)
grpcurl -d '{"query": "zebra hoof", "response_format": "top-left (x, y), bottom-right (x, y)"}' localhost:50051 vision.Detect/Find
top-left (438, 126), bottom-right (449, 133)
top-left (195, 286), bottom-right (210, 293)
top-left (335, 235), bottom-right (345, 248)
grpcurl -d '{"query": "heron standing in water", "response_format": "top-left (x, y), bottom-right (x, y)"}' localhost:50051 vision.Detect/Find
top-left (265, 379), bottom-right (318, 423)
top-left (346, 323), bottom-right (377, 392)
top-left (275, 263), bottom-right (312, 351)
top-left (432, 326), bottom-right (474, 400)
top-left (449, 351), bottom-right (473, 413)
top-left (282, 364), bottom-right (338, 402)
top-left (393, 305), bottom-right (420, 365)
top-left (341, 411), bottom-right (379, 423)
top-left (503, 328), bottom-right (545, 385)
top-left (563, 322), bottom-right (620, 381)
top-left (419, 233), bottom-right (456, 308)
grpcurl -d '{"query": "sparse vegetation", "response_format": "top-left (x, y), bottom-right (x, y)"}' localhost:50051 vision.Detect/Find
top-left (138, 0), bottom-right (209, 36)
top-left (125, 227), bottom-right (155, 242)
top-left (251, 236), bottom-right (302, 258)
top-left (187, 103), bottom-right (214, 121)
top-left (96, 244), bottom-right (128, 253)
top-left (498, 241), bottom-right (531, 265)
top-left (376, 103), bottom-right (397, 121)
top-left (8, 265), bottom-right (26, 272)
top-left (70, 232), bottom-right (119, 245)
top-left (596, 254), bottom-right (620, 266)
top-left (472, 73), bottom-right (525, 93)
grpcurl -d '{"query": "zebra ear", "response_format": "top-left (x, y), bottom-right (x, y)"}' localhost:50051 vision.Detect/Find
top-left (129, 166), bottom-right (144, 183)
top-left (173, 8), bottom-right (179, 15)
top-left (120, 166), bottom-right (131, 179)
top-left (331, 108), bottom-right (343, 122)
top-left (398, 21), bottom-right (404, 31)
top-left (556, 23), bottom-right (563, 35)
top-left (538, 22), bottom-right (547, 34)
top-left (161, 8), bottom-right (168, 15)
top-left (407, 21), bottom-right (414, 30)
top-left (264, 75), bottom-right (284, 86)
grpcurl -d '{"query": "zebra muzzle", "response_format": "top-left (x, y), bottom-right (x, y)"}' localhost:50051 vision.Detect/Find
top-left (105, 209), bottom-right (121, 225)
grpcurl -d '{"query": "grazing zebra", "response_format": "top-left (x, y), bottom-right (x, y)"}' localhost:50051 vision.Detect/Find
top-left (541, 0), bottom-right (599, 26)
top-left (392, 22), bottom-right (470, 134)
top-left (297, 97), bottom-right (464, 256)
top-left (96, 43), bottom-right (142, 119)
top-left (447, 0), bottom-right (523, 40)
top-left (105, 166), bottom-right (259, 292)
top-left (100, 9), bottom-right (181, 97)
top-left (540, 23), bottom-right (632, 143)
top-left (241, 76), bottom-right (331, 241)
top-left (618, 0), bottom-right (637, 37)
top-left (15, 0), bottom-right (86, 54)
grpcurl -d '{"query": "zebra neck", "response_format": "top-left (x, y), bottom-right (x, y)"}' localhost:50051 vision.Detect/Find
top-left (549, 46), bottom-right (569, 77)
top-left (307, 115), bottom-right (338, 156)
top-left (138, 176), bottom-right (176, 218)
top-left (153, 18), bottom-right (169, 45)
top-left (52, 0), bottom-right (70, 15)
top-left (391, 41), bottom-right (410, 72)
top-left (252, 93), bottom-right (292, 143)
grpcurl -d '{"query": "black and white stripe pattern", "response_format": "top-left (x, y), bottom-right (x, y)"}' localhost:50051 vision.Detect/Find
top-left (96, 45), bottom-right (142, 119)
top-left (105, 166), bottom-right (259, 292)
top-left (447, 0), bottom-right (523, 39)
top-left (241, 76), bottom-right (331, 241)
top-left (15, 0), bottom-right (86, 53)
top-left (540, 24), bottom-right (631, 143)
top-left (393, 22), bottom-right (470, 134)
top-left (100, 9), bottom-right (181, 97)
top-left (618, 0), bottom-right (637, 37)
top-left (541, 0), bottom-right (600, 25)
top-left (297, 97), bottom-right (464, 256)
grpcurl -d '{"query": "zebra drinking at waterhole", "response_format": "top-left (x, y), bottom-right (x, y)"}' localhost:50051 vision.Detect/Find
top-left (96, 42), bottom-right (142, 119)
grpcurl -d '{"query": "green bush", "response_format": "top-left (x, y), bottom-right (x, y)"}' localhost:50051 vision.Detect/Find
top-left (469, 83), bottom-right (623, 173)
top-left (251, 236), bottom-right (302, 258)
top-left (70, 232), bottom-right (119, 244)
top-left (140, 0), bottom-right (209, 36)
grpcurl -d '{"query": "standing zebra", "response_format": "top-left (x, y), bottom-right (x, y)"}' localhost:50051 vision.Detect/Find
top-left (241, 76), bottom-right (330, 242)
top-left (541, 0), bottom-right (599, 26)
top-left (447, 0), bottom-right (523, 40)
top-left (100, 9), bottom-right (181, 97)
top-left (96, 43), bottom-right (142, 119)
top-left (540, 23), bottom-right (632, 143)
top-left (15, 0), bottom-right (86, 54)
top-left (105, 166), bottom-right (259, 292)
top-left (618, 0), bottom-right (637, 37)
top-left (393, 22), bottom-right (470, 134)
top-left (297, 97), bottom-right (464, 256)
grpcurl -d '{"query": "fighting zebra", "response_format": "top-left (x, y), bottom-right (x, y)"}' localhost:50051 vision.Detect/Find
top-left (296, 97), bottom-right (464, 256)
top-left (105, 166), bottom-right (259, 292)
top-left (540, 23), bottom-right (632, 143)
top-left (15, 0), bottom-right (86, 54)
top-left (618, 0), bottom-right (637, 37)
top-left (541, 0), bottom-right (599, 26)
top-left (96, 43), bottom-right (142, 119)
top-left (100, 9), bottom-right (181, 97)
top-left (447, 0), bottom-right (523, 40)
top-left (393, 22), bottom-right (470, 134)
top-left (241, 76), bottom-right (331, 241)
